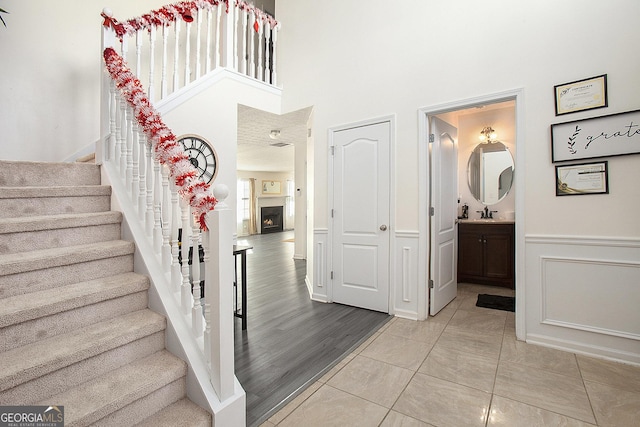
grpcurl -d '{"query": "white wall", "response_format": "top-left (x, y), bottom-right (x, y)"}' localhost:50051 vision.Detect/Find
top-left (0, 1), bottom-right (169, 162)
top-left (277, 0), bottom-right (640, 363)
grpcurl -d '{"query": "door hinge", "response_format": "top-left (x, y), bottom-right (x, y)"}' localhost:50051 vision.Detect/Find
top-left (330, 146), bottom-right (335, 155)
top-left (430, 206), bottom-right (435, 216)
top-left (330, 271), bottom-right (334, 280)
top-left (429, 133), bottom-right (435, 143)
top-left (429, 279), bottom-right (434, 289)
top-left (331, 209), bottom-right (334, 218)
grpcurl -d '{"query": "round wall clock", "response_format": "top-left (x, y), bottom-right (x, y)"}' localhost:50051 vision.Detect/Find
top-left (177, 134), bottom-right (218, 184)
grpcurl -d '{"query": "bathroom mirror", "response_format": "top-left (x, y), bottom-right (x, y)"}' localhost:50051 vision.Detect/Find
top-left (467, 141), bottom-right (514, 205)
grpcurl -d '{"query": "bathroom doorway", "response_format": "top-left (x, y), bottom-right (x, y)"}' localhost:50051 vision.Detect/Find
top-left (418, 89), bottom-right (525, 340)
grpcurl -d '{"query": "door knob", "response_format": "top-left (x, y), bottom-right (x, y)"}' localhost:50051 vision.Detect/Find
top-left (380, 225), bottom-right (388, 231)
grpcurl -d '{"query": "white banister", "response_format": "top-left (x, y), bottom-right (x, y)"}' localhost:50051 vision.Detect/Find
top-left (195, 10), bottom-right (203, 80)
top-left (137, 133), bottom-right (147, 220)
top-left (161, 165), bottom-right (172, 270)
top-left (248, 10), bottom-right (256, 78)
top-left (148, 26), bottom-right (157, 102)
top-left (205, 8), bottom-right (213, 73)
top-left (184, 21), bottom-right (191, 86)
top-left (205, 184), bottom-right (235, 401)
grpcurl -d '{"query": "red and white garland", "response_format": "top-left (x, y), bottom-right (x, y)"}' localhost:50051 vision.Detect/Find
top-left (102, 0), bottom-right (278, 40)
top-left (103, 47), bottom-right (217, 230)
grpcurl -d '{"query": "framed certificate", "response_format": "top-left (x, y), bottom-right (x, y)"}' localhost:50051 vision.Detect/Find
top-left (554, 74), bottom-right (608, 116)
top-left (555, 161), bottom-right (608, 196)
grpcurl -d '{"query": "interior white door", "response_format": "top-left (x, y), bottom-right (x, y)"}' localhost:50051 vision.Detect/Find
top-left (429, 117), bottom-right (458, 315)
top-left (332, 121), bottom-right (390, 312)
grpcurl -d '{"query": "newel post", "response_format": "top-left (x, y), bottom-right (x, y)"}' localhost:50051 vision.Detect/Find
top-left (99, 8), bottom-right (118, 165)
top-left (204, 184), bottom-right (235, 401)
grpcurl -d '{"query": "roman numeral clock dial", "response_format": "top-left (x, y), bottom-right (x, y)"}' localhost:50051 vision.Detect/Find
top-left (177, 135), bottom-right (218, 184)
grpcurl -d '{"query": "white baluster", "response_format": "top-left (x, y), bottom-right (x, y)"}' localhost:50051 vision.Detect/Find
top-left (171, 181), bottom-right (182, 292)
top-left (191, 220), bottom-right (203, 336)
top-left (131, 121), bottom-right (140, 204)
top-left (240, 8), bottom-right (248, 75)
top-left (181, 200), bottom-right (193, 314)
top-left (173, 19), bottom-right (181, 92)
top-left (135, 30), bottom-right (142, 78)
top-left (138, 133), bottom-right (147, 220)
top-left (232, 5), bottom-right (239, 69)
top-left (201, 225), bottom-right (212, 365)
top-left (213, 5), bottom-right (221, 69)
top-left (108, 81), bottom-right (117, 162)
top-left (271, 25), bottom-right (278, 85)
top-left (264, 27), bottom-right (271, 84)
top-left (257, 17), bottom-right (264, 82)
top-left (248, 10), bottom-right (255, 78)
top-left (205, 184), bottom-right (234, 400)
top-left (119, 95), bottom-right (127, 175)
top-left (184, 21), bottom-right (191, 86)
top-left (145, 142), bottom-right (154, 236)
top-left (125, 106), bottom-right (133, 192)
top-left (195, 9), bottom-right (202, 80)
top-left (161, 165), bottom-right (171, 271)
top-left (153, 156), bottom-right (163, 253)
top-left (205, 8), bottom-right (213, 73)
top-left (148, 26), bottom-right (156, 102)
top-left (161, 25), bottom-right (169, 98)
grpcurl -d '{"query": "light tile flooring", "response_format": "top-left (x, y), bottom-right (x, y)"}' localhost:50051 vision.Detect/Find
top-left (260, 283), bottom-right (640, 427)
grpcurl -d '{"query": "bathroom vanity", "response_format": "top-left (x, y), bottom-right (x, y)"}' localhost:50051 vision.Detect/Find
top-left (457, 220), bottom-right (515, 288)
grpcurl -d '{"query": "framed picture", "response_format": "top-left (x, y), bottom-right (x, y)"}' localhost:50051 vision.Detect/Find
top-left (262, 180), bottom-right (281, 194)
top-left (551, 109), bottom-right (640, 163)
top-left (556, 161), bottom-right (608, 196)
top-left (554, 74), bottom-right (608, 116)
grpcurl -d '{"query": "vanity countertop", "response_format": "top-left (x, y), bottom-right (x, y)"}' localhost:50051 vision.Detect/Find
top-left (458, 219), bottom-right (515, 224)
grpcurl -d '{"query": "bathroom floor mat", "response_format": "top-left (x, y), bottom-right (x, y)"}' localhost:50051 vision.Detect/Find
top-left (476, 294), bottom-right (515, 312)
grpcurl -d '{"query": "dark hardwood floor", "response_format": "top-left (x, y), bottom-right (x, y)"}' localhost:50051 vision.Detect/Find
top-left (234, 230), bottom-right (391, 426)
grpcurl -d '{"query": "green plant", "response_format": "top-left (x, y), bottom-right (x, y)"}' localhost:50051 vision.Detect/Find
top-left (0, 8), bottom-right (8, 27)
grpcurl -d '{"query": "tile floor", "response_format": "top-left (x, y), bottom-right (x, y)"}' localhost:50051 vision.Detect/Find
top-left (260, 283), bottom-right (640, 427)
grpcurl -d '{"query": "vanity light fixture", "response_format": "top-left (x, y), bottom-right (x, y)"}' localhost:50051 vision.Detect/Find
top-left (479, 126), bottom-right (498, 143)
top-left (269, 129), bottom-right (281, 140)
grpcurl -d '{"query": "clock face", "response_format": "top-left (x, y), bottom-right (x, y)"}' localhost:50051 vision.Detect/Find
top-left (177, 135), bottom-right (218, 184)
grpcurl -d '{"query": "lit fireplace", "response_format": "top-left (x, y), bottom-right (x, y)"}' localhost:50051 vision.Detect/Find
top-left (261, 206), bottom-right (284, 234)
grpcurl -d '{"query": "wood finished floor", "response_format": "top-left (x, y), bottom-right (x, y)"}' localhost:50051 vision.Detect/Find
top-left (234, 230), bottom-right (391, 426)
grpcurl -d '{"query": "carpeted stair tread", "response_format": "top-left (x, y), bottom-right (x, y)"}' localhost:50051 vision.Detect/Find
top-left (44, 350), bottom-right (186, 427)
top-left (0, 211), bottom-right (122, 234)
top-left (0, 240), bottom-right (135, 276)
top-left (0, 272), bottom-right (149, 328)
top-left (0, 309), bottom-right (166, 392)
top-left (0, 160), bottom-right (101, 187)
top-left (0, 185), bottom-right (111, 199)
top-left (134, 398), bottom-right (212, 427)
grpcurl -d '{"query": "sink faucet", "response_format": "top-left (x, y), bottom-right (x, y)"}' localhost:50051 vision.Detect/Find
top-left (477, 206), bottom-right (498, 219)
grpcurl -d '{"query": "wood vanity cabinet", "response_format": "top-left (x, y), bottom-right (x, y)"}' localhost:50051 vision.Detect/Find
top-left (457, 222), bottom-right (514, 288)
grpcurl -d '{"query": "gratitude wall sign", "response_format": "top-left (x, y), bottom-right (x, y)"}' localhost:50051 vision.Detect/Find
top-left (551, 109), bottom-right (640, 162)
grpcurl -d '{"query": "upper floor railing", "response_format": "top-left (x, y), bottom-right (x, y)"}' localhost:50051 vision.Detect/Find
top-left (101, 0), bottom-right (280, 104)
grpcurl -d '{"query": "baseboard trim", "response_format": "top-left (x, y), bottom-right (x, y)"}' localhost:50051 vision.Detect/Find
top-left (526, 333), bottom-right (640, 367)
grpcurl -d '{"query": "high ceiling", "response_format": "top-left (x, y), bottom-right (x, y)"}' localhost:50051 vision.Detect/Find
top-left (237, 105), bottom-right (312, 173)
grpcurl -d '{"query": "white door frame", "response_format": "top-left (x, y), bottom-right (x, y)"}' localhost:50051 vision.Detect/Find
top-left (327, 115), bottom-right (396, 310)
top-left (418, 89), bottom-right (526, 340)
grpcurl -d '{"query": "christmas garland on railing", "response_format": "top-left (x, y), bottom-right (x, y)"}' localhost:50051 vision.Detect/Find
top-left (103, 47), bottom-right (217, 230)
top-left (102, 0), bottom-right (278, 40)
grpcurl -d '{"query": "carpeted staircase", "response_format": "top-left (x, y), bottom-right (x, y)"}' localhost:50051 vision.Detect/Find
top-left (0, 160), bottom-right (211, 426)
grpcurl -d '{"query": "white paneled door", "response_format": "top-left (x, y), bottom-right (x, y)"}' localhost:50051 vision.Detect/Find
top-left (332, 121), bottom-right (390, 312)
top-left (429, 117), bottom-right (458, 315)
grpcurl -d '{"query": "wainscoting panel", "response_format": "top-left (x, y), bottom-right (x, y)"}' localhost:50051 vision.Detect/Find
top-left (312, 229), bottom-right (329, 302)
top-left (393, 231), bottom-right (420, 319)
top-left (526, 235), bottom-right (640, 364)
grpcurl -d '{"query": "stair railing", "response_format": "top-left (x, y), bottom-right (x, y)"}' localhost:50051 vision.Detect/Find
top-left (100, 46), bottom-right (238, 411)
top-left (100, 0), bottom-right (279, 105)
